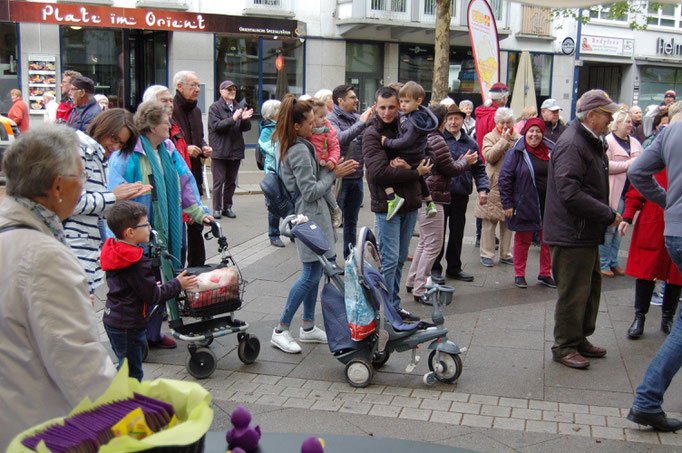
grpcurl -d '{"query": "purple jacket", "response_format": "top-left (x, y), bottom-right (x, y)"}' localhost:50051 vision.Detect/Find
top-left (499, 137), bottom-right (554, 232)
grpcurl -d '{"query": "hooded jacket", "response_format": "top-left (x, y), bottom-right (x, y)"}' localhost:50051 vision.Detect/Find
top-left (100, 238), bottom-right (181, 330)
top-left (474, 101), bottom-right (503, 159)
top-left (383, 105), bottom-right (438, 162)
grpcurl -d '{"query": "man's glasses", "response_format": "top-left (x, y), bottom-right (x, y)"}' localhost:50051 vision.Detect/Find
top-left (64, 173), bottom-right (88, 183)
top-left (132, 223), bottom-right (151, 229)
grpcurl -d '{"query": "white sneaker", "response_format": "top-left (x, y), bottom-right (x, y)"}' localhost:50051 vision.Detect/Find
top-left (299, 326), bottom-right (328, 343)
top-left (271, 328), bottom-right (302, 353)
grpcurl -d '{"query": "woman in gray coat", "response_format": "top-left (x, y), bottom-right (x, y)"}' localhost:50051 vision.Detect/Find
top-left (270, 95), bottom-right (358, 354)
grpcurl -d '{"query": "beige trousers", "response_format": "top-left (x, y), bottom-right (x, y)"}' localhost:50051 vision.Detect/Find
top-left (480, 219), bottom-right (513, 260)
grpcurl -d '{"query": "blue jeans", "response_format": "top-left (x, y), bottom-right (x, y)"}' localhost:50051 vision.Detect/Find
top-left (599, 198), bottom-right (624, 271)
top-left (105, 324), bottom-right (146, 381)
top-left (268, 211), bottom-right (281, 239)
top-left (338, 178), bottom-right (363, 259)
top-left (280, 261), bottom-right (323, 327)
top-left (632, 235), bottom-right (682, 414)
top-left (375, 209), bottom-right (419, 309)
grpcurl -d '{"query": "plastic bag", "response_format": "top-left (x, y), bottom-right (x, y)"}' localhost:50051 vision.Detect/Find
top-left (344, 247), bottom-right (376, 341)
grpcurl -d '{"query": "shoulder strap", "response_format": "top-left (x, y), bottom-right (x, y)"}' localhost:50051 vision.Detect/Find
top-left (0, 224), bottom-right (38, 234)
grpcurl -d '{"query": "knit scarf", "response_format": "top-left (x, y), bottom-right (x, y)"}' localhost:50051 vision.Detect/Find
top-left (523, 118), bottom-right (549, 161)
top-left (140, 135), bottom-right (182, 275)
top-left (14, 196), bottom-right (67, 245)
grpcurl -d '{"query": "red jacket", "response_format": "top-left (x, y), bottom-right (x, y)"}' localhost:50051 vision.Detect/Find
top-left (56, 99), bottom-right (73, 122)
top-left (170, 121), bottom-right (192, 223)
top-left (474, 101), bottom-right (502, 162)
top-left (623, 170), bottom-right (682, 284)
top-left (8, 98), bottom-right (29, 133)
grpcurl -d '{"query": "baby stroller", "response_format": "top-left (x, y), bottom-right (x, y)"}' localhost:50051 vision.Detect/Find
top-left (147, 221), bottom-right (260, 379)
top-left (280, 215), bottom-right (464, 388)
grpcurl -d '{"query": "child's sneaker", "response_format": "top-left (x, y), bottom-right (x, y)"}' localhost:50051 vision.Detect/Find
top-left (386, 195), bottom-right (405, 221)
top-left (425, 201), bottom-right (437, 218)
top-left (331, 207), bottom-right (343, 228)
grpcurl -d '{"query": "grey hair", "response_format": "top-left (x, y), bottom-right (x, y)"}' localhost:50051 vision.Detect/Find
top-left (609, 110), bottom-right (631, 132)
top-left (576, 109), bottom-right (594, 122)
top-left (314, 89), bottom-right (332, 103)
top-left (134, 101), bottom-right (168, 134)
top-left (43, 91), bottom-right (55, 101)
top-left (439, 97), bottom-right (455, 107)
top-left (143, 85), bottom-right (171, 103)
top-left (299, 94), bottom-right (313, 101)
top-left (490, 90), bottom-right (508, 101)
top-left (172, 71), bottom-right (197, 90)
top-left (261, 99), bottom-right (281, 122)
top-left (2, 124), bottom-right (80, 198)
top-left (459, 99), bottom-right (474, 109)
top-left (494, 107), bottom-right (514, 124)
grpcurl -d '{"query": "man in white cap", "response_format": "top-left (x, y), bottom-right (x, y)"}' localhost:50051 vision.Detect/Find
top-left (540, 98), bottom-right (566, 143)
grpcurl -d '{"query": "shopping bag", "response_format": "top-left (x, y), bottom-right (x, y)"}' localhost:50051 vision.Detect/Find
top-left (344, 247), bottom-right (376, 341)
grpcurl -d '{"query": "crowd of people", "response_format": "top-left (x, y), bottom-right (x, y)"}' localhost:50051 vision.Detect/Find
top-left (2, 71), bottom-right (682, 448)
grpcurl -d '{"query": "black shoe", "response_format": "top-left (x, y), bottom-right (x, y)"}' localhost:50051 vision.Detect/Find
top-left (430, 272), bottom-right (445, 285)
top-left (627, 408), bottom-right (682, 432)
top-left (413, 295), bottom-right (431, 305)
top-left (538, 276), bottom-right (557, 288)
top-left (397, 308), bottom-right (420, 323)
top-left (628, 314), bottom-right (645, 338)
top-left (514, 276), bottom-right (528, 288)
top-left (661, 318), bottom-right (673, 334)
top-left (270, 238), bottom-right (285, 248)
top-left (212, 210), bottom-right (222, 219)
top-left (406, 286), bottom-right (413, 293)
top-left (222, 208), bottom-right (236, 218)
top-left (446, 270), bottom-right (474, 282)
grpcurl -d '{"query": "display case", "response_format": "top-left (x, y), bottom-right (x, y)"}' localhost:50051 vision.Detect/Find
top-left (27, 55), bottom-right (56, 114)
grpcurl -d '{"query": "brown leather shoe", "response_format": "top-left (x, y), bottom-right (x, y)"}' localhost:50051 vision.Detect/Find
top-left (553, 352), bottom-right (590, 369)
top-left (611, 267), bottom-right (625, 276)
top-left (578, 344), bottom-right (607, 358)
top-left (601, 270), bottom-right (614, 278)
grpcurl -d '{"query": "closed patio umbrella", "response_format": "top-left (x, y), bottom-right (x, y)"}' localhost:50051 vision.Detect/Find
top-left (510, 50), bottom-right (536, 121)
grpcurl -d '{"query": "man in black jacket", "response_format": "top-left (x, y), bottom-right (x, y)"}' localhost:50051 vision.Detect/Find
top-left (544, 89), bottom-right (622, 369)
top-left (431, 104), bottom-right (489, 283)
top-left (540, 98), bottom-right (567, 143)
top-left (208, 80), bottom-right (253, 219)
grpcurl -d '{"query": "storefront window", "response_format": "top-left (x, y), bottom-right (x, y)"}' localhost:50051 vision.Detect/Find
top-left (0, 23), bottom-right (19, 115)
top-left (507, 52), bottom-right (553, 110)
top-left (346, 42), bottom-right (383, 110)
top-left (399, 44), bottom-right (479, 106)
top-left (638, 66), bottom-right (682, 108)
top-left (215, 35), bottom-right (304, 114)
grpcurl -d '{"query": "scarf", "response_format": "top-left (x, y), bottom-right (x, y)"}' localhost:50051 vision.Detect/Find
top-left (523, 118), bottom-right (549, 161)
top-left (140, 135), bottom-right (182, 276)
top-left (172, 91), bottom-right (201, 147)
top-left (14, 197), bottom-right (67, 245)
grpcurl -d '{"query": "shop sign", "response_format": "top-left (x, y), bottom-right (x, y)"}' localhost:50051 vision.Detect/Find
top-left (580, 35), bottom-right (634, 57)
top-left (657, 37), bottom-right (682, 57)
top-left (561, 37), bottom-right (575, 56)
top-left (7, 0), bottom-right (299, 37)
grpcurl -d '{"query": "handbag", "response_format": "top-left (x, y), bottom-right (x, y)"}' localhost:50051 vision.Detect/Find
top-left (255, 145), bottom-right (265, 171)
top-left (332, 140), bottom-right (354, 201)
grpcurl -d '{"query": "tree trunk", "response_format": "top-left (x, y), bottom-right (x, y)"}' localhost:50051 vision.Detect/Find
top-left (432, 0), bottom-right (451, 104)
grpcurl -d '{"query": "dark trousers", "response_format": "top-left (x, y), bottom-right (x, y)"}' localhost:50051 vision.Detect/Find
top-left (550, 245), bottom-right (601, 359)
top-left (432, 194), bottom-right (469, 275)
top-left (211, 158), bottom-right (241, 211)
top-left (105, 324), bottom-right (146, 381)
top-left (338, 178), bottom-right (363, 259)
top-left (186, 221), bottom-right (206, 267)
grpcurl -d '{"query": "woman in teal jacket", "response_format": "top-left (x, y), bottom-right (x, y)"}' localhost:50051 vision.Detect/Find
top-left (258, 99), bottom-right (284, 247)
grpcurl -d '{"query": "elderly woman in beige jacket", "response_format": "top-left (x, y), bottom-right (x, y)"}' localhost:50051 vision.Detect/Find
top-left (0, 125), bottom-right (116, 449)
top-left (475, 107), bottom-right (520, 267)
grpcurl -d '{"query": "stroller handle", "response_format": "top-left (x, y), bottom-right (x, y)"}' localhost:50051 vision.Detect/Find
top-left (279, 214), bottom-right (298, 239)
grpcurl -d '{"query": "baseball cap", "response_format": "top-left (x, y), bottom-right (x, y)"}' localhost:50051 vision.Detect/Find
top-left (220, 80), bottom-right (235, 91)
top-left (540, 98), bottom-right (562, 111)
top-left (576, 89), bottom-right (621, 114)
top-left (71, 76), bottom-right (95, 94)
top-left (665, 90), bottom-right (676, 98)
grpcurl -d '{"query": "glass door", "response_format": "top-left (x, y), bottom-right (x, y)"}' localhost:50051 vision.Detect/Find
top-left (125, 30), bottom-right (168, 111)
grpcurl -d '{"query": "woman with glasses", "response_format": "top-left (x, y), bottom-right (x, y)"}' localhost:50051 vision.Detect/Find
top-left (63, 109), bottom-right (152, 294)
top-left (108, 101), bottom-right (212, 349)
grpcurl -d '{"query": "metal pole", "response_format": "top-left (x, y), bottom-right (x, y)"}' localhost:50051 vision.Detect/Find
top-left (570, 9), bottom-right (583, 120)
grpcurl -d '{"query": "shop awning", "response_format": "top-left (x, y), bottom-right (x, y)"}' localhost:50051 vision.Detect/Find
top-left (512, 0), bottom-right (679, 6)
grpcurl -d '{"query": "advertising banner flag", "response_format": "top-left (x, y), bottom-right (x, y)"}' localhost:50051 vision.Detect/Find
top-left (467, 0), bottom-right (500, 102)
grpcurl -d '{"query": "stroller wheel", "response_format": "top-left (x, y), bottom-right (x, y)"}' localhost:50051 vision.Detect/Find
top-left (428, 350), bottom-right (463, 384)
top-left (238, 335), bottom-right (261, 364)
top-left (186, 347), bottom-right (217, 379)
top-left (372, 350), bottom-right (391, 368)
top-left (197, 337), bottom-right (213, 347)
top-left (345, 358), bottom-right (373, 388)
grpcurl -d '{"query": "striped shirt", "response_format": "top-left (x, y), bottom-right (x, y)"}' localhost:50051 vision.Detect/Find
top-left (64, 131), bottom-right (117, 293)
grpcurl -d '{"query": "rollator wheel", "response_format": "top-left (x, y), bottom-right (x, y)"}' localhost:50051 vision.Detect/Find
top-left (237, 335), bottom-right (260, 364)
top-left (428, 351), bottom-right (463, 383)
top-left (371, 350), bottom-right (390, 368)
top-left (345, 358), bottom-right (373, 388)
top-left (186, 347), bottom-right (217, 379)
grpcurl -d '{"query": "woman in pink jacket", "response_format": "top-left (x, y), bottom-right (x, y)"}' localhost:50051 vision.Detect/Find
top-left (601, 110), bottom-right (642, 277)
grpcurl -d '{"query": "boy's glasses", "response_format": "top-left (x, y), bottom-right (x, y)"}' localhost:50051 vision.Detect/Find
top-left (132, 223), bottom-right (151, 229)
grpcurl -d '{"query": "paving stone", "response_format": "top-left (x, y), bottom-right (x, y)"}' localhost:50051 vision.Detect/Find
top-left (574, 413), bottom-right (606, 426)
top-left (606, 416), bottom-right (635, 429)
top-left (557, 423), bottom-right (590, 437)
top-left (449, 402), bottom-right (481, 415)
top-left (210, 390), bottom-right (236, 401)
top-left (525, 420), bottom-right (557, 434)
top-left (230, 381), bottom-right (260, 392)
top-left (542, 410), bottom-right (574, 423)
top-left (252, 384), bottom-right (287, 395)
top-left (310, 399), bottom-right (342, 411)
top-left (558, 402), bottom-right (589, 414)
top-left (335, 392), bottom-right (365, 403)
top-left (624, 429), bottom-right (661, 444)
top-left (430, 410), bottom-right (463, 425)
top-left (339, 402), bottom-right (372, 415)
top-left (511, 407), bottom-right (542, 421)
top-left (469, 394), bottom-right (499, 405)
top-left (308, 389), bottom-right (339, 400)
top-left (411, 389), bottom-right (442, 400)
top-left (230, 371), bottom-right (257, 382)
top-left (279, 387), bottom-right (311, 399)
top-left (229, 392), bottom-right (260, 404)
top-left (439, 392), bottom-right (470, 402)
top-left (461, 414), bottom-right (493, 428)
top-left (659, 432), bottom-right (682, 446)
top-left (368, 404), bottom-right (401, 418)
top-left (251, 374), bottom-right (281, 385)
top-left (591, 425), bottom-right (625, 440)
top-left (302, 379), bottom-right (332, 390)
top-left (329, 382), bottom-right (352, 392)
top-left (493, 417), bottom-right (525, 431)
top-left (480, 405), bottom-right (511, 417)
top-left (528, 400), bottom-right (558, 411)
top-left (499, 397), bottom-right (528, 408)
top-left (255, 394), bottom-right (287, 406)
top-left (588, 405), bottom-right (621, 416)
top-left (419, 398), bottom-right (452, 411)
top-left (391, 396), bottom-right (422, 408)
top-left (399, 407), bottom-right (432, 421)
top-left (361, 393), bottom-right (394, 405)
top-left (282, 397), bottom-right (314, 409)
top-left (354, 385), bottom-right (386, 394)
